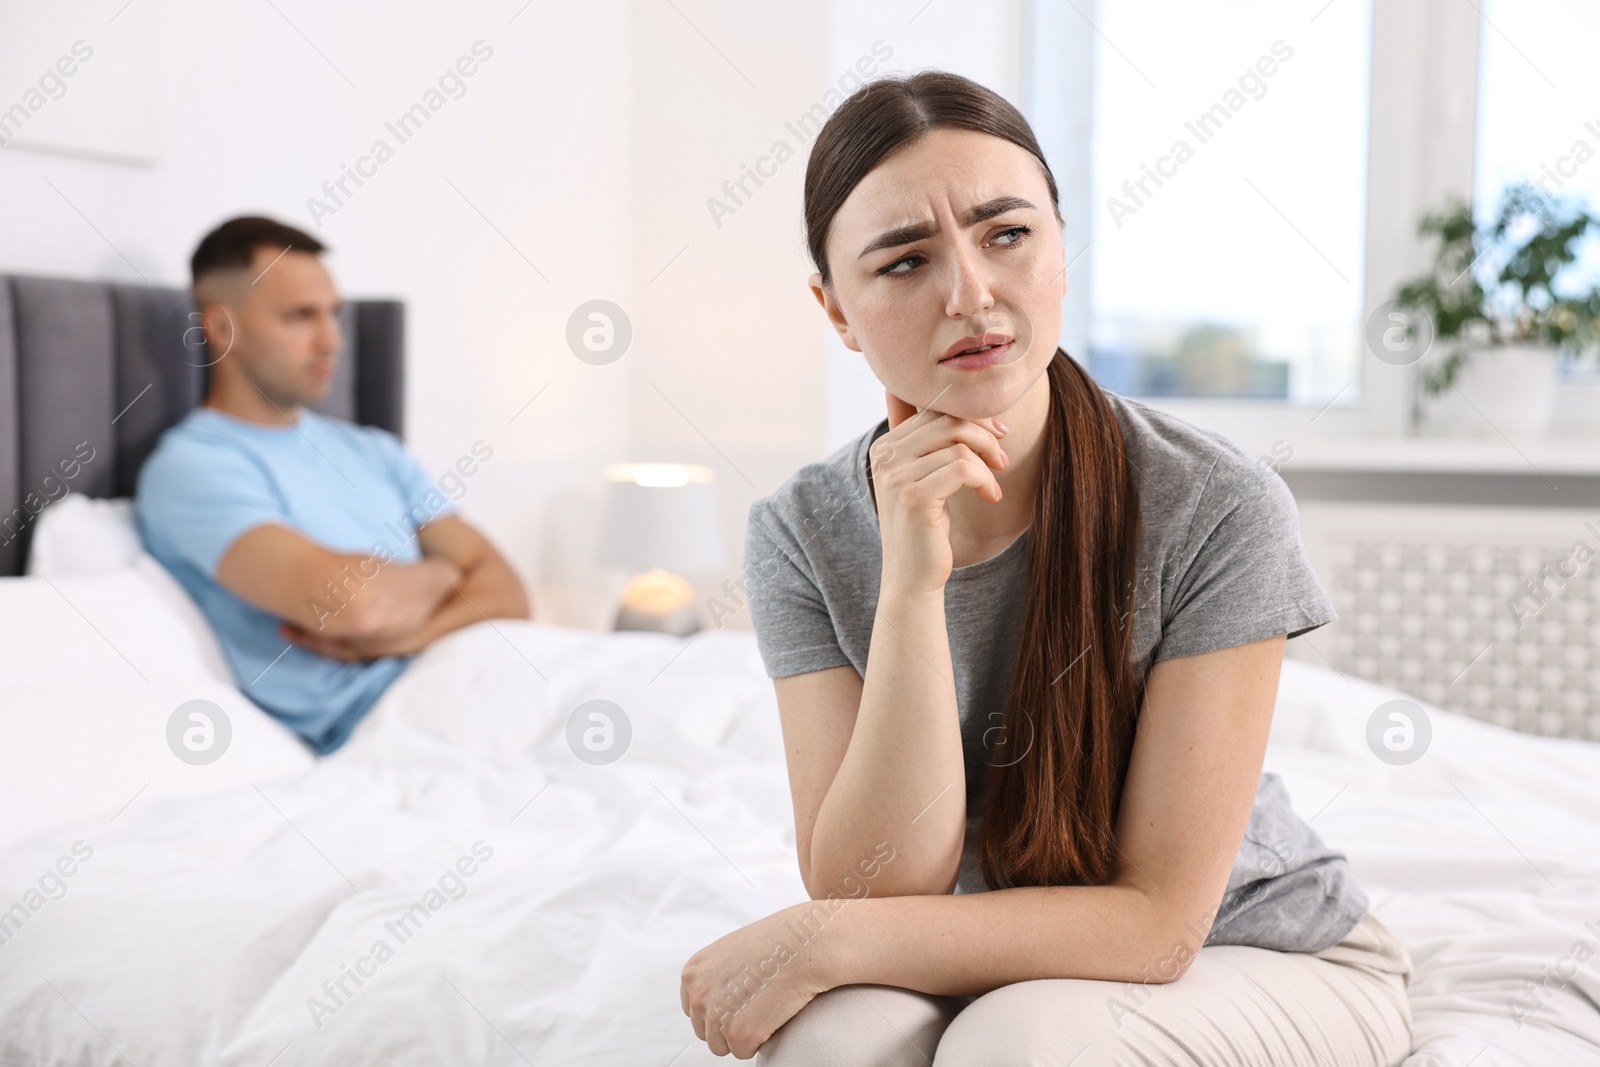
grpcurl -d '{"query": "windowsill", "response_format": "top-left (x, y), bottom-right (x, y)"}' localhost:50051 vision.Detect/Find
top-left (1254, 435), bottom-right (1600, 476)
top-left (1129, 385), bottom-right (1600, 477)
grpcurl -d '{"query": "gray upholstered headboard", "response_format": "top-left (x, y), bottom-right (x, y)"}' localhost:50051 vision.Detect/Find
top-left (0, 273), bottom-right (405, 576)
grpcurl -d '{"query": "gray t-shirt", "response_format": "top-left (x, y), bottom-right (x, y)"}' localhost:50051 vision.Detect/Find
top-left (743, 386), bottom-right (1368, 953)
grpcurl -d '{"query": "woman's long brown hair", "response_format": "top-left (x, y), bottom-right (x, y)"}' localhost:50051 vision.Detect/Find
top-left (803, 71), bottom-right (1146, 890)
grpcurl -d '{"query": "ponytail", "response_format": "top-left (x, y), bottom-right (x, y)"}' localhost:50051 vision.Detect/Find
top-left (978, 348), bottom-right (1145, 889)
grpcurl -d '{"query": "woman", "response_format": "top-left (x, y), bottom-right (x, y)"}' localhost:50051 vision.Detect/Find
top-left (679, 70), bottom-right (1414, 1065)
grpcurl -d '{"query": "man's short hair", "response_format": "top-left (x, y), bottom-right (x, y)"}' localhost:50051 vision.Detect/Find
top-left (190, 216), bottom-right (327, 290)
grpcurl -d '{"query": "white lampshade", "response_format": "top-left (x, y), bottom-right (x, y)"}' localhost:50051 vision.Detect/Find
top-left (601, 463), bottom-right (726, 574)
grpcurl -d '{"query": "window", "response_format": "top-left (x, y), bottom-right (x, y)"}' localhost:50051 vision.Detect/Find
top-left (1081, 0), bottom-right (1373, 404)
top-left (1474, 0), bottom-right (1600, 378)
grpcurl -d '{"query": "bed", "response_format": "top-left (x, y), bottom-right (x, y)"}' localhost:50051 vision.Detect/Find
top-left (2, 275), bottom-right (1598, 1065)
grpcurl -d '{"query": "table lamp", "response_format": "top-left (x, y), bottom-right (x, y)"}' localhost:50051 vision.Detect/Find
top-left (601, 462), bottom-right (726, 635)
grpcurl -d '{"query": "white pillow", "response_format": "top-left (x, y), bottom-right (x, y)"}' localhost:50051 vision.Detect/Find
top-left (24, 493), bottom-right (144, 576)
top-left (16, 493), bottom-right (235, 686)
top-left (0, 558), bottom-right (233, 689)
top-left (0, 677), bottom-right (316, 852)
top-left (0, 562), bottom-right (314, 850)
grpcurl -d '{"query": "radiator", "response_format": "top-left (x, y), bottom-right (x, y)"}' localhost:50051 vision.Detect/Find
top-left (1289, 503), bottom-right (1600, 742)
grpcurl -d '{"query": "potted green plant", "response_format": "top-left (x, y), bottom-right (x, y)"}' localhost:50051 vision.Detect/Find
top-left (1390, 182), bottom-right (1600, 437)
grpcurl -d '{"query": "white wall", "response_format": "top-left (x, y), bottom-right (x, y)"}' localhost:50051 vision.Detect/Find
top-left (1, 0), bottom-right (637, 627)
top-left (821, 0), bottom-right (1026, 455)
top-left (623, 0), bottom-right (1026, 633)
top-left (624, 1), bottom-right (828, 634)
top-left (0, 0), bottom-right (1025, 631)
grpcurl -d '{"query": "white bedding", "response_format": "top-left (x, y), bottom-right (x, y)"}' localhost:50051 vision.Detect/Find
top-left (2, 618), bottom-right (1598, 1065)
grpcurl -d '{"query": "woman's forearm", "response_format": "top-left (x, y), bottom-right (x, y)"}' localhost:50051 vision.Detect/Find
top-left (808, 586), bottom-right (969, 899)
top-left (813, 882), bottom-right (1204, 995)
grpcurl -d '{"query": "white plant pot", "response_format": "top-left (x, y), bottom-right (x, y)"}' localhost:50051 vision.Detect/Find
top-left (1420, 343), bottom-right (1561, 439)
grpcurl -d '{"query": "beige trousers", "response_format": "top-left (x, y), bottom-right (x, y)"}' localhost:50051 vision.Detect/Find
top-left (757, 910), bottom-right (1414, 1067)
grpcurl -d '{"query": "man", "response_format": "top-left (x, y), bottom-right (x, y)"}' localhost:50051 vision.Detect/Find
top-left (137, 216), bottom-right (530, 754)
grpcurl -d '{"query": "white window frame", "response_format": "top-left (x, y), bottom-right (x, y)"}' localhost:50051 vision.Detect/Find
top-left (1021, 0), bottom-right (1483, 443)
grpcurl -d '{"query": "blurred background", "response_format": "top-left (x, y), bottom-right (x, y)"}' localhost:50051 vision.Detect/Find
top-left (4, 0), bottom-right (1599, 738)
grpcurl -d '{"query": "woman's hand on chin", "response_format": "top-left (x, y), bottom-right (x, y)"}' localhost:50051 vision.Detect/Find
top-left (872, 388), bottom-right (1009, 596)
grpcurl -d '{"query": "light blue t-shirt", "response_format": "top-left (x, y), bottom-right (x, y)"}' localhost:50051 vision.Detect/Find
top-left (135, 407), bottom-right (457, 754)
